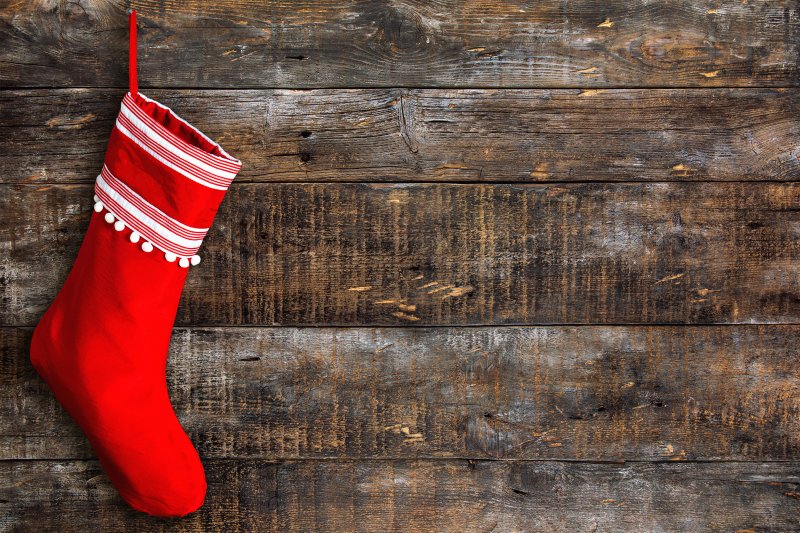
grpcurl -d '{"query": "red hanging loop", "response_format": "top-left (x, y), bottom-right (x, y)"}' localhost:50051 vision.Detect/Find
top-left (129, 9), bottom-right (137, 97)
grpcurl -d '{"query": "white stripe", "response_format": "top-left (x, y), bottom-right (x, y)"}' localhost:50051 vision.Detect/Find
top-left (135, 92), bottom-right (241, 167)
top-left (96, 174), bottom-right (205, 249)
top-left (115, 120), bottom-right (230, 191)
top-left (120, 103), bottom-right (237, 181)
top-left (101, 165), bottom-right (208, 235)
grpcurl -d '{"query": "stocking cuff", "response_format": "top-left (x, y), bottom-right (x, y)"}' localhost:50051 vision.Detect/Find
top-left (95, 92), bottom-right (242, 266)
top-left (115, 92), bottom-right (241, 191)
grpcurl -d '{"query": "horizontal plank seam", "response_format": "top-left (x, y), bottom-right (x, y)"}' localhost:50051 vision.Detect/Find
top-left (2, 180), bottom-right (800, 188)
top-left (2, 457), bottom-right (800, 464)
top-left (1, 85), bottom-right (799, 91)
top-left (5, 323), bottom-right (800, 329)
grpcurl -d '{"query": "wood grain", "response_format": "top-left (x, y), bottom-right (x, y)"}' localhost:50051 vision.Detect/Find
top-left (2, 182), bottom-right (799, 327)
top-left (1, 459), bottom-right (798, 531)
top-left (2, 1), bottom-right (799, 88)
top-left (3, 1), bottom-right (800, 528)
top-left (3, 325), bottom-right (800, 461)
top-left (2, 88), bottom-right (799, 184)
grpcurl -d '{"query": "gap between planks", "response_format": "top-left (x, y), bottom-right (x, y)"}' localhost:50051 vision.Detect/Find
top-left (1, 85), bottom-right (799, 91)
top-left (3, 179), bottom-right (800, 186)
top-left (5, 324), bottom-right (800, 329)
top-left (3, 457), bottom-right (799, 464)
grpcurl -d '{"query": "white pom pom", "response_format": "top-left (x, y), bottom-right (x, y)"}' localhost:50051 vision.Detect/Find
top-left (179, 257), bottom-right (190, 268)
top-left (190, 255), bottom-right (201, 266)
top-left (93, 201), bottom-right (104, 213)
top-left (113, 220), bottom-right (125, 232)
top-left (141, 241), bottom-right (153, 253)
top-left (165, 252), bottom-right (177, 262)
top-left (93, 194), bottom-right (99, 203)
top-left (104, 212), bottom-right (115, 224)
top-left (129, 231), bottom-right (141, 243)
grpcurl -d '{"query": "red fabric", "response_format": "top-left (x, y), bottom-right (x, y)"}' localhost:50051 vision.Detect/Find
top-left (133, 94), bottom-right (225, 157)
top-left (129, 10), bottom-right (137, 97)
top-left (30, 90), bottom-right (240, 515)
top-left (105, 122), bottom-right (227, 227)
top-left (30, 217), bottom-right (203, 516)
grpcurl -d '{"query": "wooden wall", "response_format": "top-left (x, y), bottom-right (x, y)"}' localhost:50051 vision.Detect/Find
top-left (1, 1), bottom-right (799, 531)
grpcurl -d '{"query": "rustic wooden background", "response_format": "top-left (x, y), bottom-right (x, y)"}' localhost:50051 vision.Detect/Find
top-left (2, 1), bottom-right (800, 531)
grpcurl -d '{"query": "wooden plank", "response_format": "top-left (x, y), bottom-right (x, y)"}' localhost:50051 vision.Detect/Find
top-left (1, 1), bottom-right (799, 88)
top-left (3, 325), bottom-right (800, 461)
top-left (1, 459), bottom-right (798, 531)
top-left (2, 88), bottom-right (799, 184)
top-left (2, 182), bottom-right (799, 326)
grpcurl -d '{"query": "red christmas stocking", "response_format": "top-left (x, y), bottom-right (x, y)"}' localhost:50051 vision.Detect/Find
top-left (30, 11), bottom-right (241, 517)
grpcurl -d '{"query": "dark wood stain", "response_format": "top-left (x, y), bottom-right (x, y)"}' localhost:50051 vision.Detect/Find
top-left (1, 89), bottom-right (799, 184)
top-left (2, 326), bottom-right (800, 462)
top-left (2, 0), bottom-right (800, 530)
top-left (1, 1), bottom-right (799, 88)
top-left (1, 182), bottom-right (799, 326)
top-left (1, 460), bottom-right (798, 531)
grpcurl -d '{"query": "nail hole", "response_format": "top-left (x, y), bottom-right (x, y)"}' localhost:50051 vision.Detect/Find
top-left (300, 130), bottom-right (312, 138)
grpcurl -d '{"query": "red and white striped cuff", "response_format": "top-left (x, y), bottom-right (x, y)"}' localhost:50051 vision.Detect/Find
top-left (93, 166), bottom-right (210, 267)
top-left (115, 92), bottom-right (240, 191)
top-left (96, 92), bottom-right (242, 267)
top-left (96, 163), bottom-right (208, 250)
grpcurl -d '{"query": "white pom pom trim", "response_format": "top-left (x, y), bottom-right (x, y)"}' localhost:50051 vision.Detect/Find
top-left (95, 195), bottom-right (205, 267)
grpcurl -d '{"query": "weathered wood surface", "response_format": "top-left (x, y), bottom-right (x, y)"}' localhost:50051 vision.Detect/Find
top-left (2, 1), bottom-right (799, 89)
top-left (2, 182), bottom-right (799, 327)
top-left (3, 0), bottom-right (800, 529)
top-left (3, 325), bottom-right (800, 461)
top-left (1, 459), bottom-right (798, 532)
top-left (3, 89), bottom-right (800, 184)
